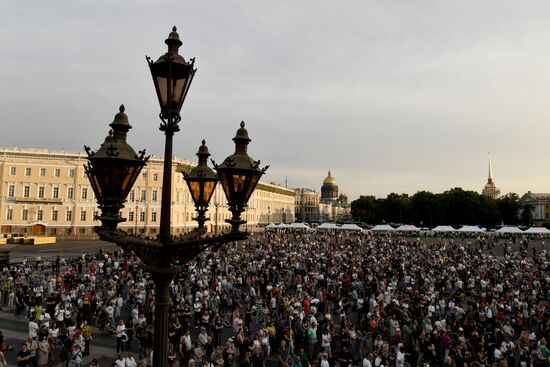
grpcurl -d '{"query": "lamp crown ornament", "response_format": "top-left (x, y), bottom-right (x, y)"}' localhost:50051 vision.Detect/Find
top-left (166, 26), bottom-right (182, 48)
top-left (197, 139), bottom-right (210, 164)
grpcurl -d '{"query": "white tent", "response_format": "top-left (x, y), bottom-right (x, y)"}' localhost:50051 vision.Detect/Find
top-left (496, 226), bottom-right (524, 234)
top-left (432, 225), bottom-right (456, 232)
top-left (340, 223), bottom-right (363, 231)
top-left (524, 227), bottom-right (550, 234)
top-left (288, 223), bottom-right (310, 230)
top-left (396, 224), bottom-right (419, 232)
top-left (316, 223), bottom-right (339, 230)
top-left (265, 223), bottom-right (277, 231)
top-left (457, 225), bottom-right (485, 233)
top-left (277, 223), bottom-right (289, 228)
top-left (371, 224), bottom-right (396, 231)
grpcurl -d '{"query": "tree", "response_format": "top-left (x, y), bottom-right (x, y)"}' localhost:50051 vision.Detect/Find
top-left (520, 204), bottom-right (534, 226)
top-left (351, 195), bottom-right (378, 224)
top-left (410, 191), bottom-right (438, 227)
top-left (350, 188), bottom-right (521, 228)
top-left (496, 193), bottom-right (521, 225)
top-left (383, 193), bottom-right (411, 224)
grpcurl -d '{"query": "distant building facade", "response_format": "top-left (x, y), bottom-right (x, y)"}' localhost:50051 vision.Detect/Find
top-left (519, 191), bottom-right (550, 227)
top-left (294, 171), bottom-right (351, 223)
top-left (294, 188), bottom-right (320, 223)
top-left (0, 147), bottom-right (294, 238)
top-left (482, 158), bottom-right (501, 199)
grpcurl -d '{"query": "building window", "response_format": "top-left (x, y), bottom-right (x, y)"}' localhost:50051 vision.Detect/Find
top-left (128, 211), bottom-right (134, 222)
top-left (10, 167), bottom-right (16, 176)
top-left (151, 211), bottom-right (157, 222)
top-left (8, 184), bottom-right (15, 198)
top-left (40, 168), bottom-right (46, 177)
top-left (68, 187), bottom-right (74, 200)
top-left (22, 209), bottom-right (28, 221)
top-left (140, 189), bottom-right (146, 202)
top-left (55, 168), bottom-right (61, 177)
top-left (129, 190), bottom-right (135, 202)
top-left (66, 210), bottom-right (73, 221)
top-left (23, 185), bottom-right (31, 198)
top-left (93, 210), bottom-right (98, 220)
top-left (81, 187), bottom-right (88, 200)
top-left (152, 189), bottom-right (158, 202)
top-left (6, 209), bottom-right (13, 221)
top-left (53, 187), bottom-right (59, 199)
top-left (139, 211), bottom-right (146, 222)
top-left (142, 172), bottom-right (147, 181)
top-left (25, 167), bottom-right (31, 176)
top-left (69, 169), bottom-right (76, 178)
top-left (37, 210), bottom-right (43, 221)
top-left (80, 210), bottom-right (87, 221)
top-left (153, 173), bottom-right (158, 181)
top-left (38, 186), bottom-right (45, 198)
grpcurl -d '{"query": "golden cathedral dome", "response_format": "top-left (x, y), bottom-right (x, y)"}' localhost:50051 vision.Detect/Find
top-left (322, 171), bottom-right (337, 186)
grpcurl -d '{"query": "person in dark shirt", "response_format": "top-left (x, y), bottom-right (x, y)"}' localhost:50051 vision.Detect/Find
top-left (17, 343), bottom-right (31, 367)
top-left (250, 347), bottom-right (265, 367)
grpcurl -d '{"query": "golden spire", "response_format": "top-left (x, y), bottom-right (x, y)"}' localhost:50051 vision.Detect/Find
top-left (487, 153), bottom-right (493, 184)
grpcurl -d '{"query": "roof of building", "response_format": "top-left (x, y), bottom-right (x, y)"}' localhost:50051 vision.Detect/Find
top-left (521, 192), bottom-right (550, 201)
top-left (322, 171), bottom-right (337, 186)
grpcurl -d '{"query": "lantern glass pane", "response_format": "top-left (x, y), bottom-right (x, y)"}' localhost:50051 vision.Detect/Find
top-left (156, 76), bottom-right (168, 106)
top-left (187, 180), bottom-right (201, 204)
top-left (172, 78), bottom-right (187, 108)
top-left (243, 173), bottom-right (261, 203)
top-left (203, 180), bottom-right (217, 205)
top-left (219, 174), bottom-right (232, 201)
top-left (232, 174), bottom-right (247, 194)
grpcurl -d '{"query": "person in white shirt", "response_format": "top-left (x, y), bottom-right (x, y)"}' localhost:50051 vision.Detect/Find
top-left (363, 352), bottom-right (373, 367)
top-left (116, 319), bottom-right (127, 354)
top-left (115, 295), bottom-right (124, 319)
top-left (125, 352), bottom-right (137, 367)
top-left (115, 354), bottom-right (125, 367)
top-left (320, 352), bottom-right (330, 367)
top-left (321, 330), bottom-right (332, 354)
top-left (396, 345), bottom-right (405, 367)
top-left (28, 318), bottom-right (39, 339)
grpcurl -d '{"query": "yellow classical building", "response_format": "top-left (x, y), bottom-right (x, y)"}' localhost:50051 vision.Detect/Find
top-left (0, 147), bottom-right (294, 238)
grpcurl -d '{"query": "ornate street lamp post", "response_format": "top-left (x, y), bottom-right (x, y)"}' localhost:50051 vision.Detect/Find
top-left (84, 27), bottom-right (268, 367)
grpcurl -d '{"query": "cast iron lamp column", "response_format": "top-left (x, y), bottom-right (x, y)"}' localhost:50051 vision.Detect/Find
top-left (146, 26), bottom-right (196, 367)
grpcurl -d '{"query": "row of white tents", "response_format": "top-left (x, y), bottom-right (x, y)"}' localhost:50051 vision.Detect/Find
top-left (371, 224), bottom-right (550, 234)
top-left (265, 222), bottom-right (550, 234)
top-left (265, 222), bottom-right (363, 232)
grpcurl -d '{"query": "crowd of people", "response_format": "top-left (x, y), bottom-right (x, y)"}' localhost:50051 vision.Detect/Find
top-left (0, 231), bottom-right (550, 367)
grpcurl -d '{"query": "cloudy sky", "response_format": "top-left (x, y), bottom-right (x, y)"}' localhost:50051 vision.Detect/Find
top-left (2, 1), bottom-right (550, 200)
